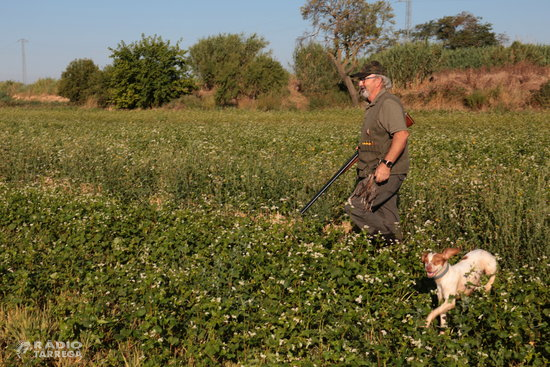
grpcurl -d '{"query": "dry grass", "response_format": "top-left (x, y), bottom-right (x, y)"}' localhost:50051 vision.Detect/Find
top-left (0, 299), bottom-right (148, 366)
top-left (12, 93), bottom-right (69, 103)
top-left (397, 62), bottom-right (550, 110)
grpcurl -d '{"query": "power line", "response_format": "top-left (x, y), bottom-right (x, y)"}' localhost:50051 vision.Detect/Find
top-left (17, 39), bottom-right (28, 84)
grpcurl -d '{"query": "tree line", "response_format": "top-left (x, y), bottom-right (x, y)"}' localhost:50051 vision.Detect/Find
top-left (58, 33), bottom-right (288, 109)
top-left (56, 0), bottom-right (546, 109)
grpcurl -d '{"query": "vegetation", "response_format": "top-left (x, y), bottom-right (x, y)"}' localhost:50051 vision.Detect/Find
top-left (410, 12), bottom-right (506, 49)
top-left (0, 107), bottom-right (547, 365)
top-left (440, 42), bottom-right (550, 70)
top-left (58, 59), bottom-right (102, 104)
top-left (301, 0), bottom-right (395, 105)
top-left (293, 42), bottom-right (350, 107)
top-left (0, 79), bottom-right (59, 97)
top-left (371, 42), bottom-right (550, 87)
top-left (371, 42), bottom-right (443, 87)
top-left (1, 6), bottom-right (549, 111)
top-left (189, 33), bottom-right (288, 106)
top-left (107, 34), bottom-right (196, 109)
top-left (531, 80), bottom-right (550, 108)
top-left (290, 40), bottom-right (550, 101)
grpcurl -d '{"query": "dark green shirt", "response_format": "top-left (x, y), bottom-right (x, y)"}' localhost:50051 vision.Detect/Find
top-left (357, 90), bottom-right (410, 177)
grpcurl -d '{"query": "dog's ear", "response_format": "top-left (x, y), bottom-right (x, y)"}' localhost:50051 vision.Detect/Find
top-left (442, 248), bottom-right (461, 260)
top-left (421, 252), bottom-right (429, 263)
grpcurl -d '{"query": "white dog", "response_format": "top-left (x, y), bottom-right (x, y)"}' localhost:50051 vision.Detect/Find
top-left (421, 248), bottom-right (497, 328)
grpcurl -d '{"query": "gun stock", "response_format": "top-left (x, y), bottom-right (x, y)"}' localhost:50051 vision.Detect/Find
top-left (405, 112), bottom-right (415, 127)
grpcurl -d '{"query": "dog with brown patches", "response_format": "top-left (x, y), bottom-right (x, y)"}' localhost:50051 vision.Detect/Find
top-left (421, 248), bottom-right (497, 328)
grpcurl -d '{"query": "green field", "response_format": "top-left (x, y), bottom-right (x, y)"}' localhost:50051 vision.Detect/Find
top-left (0, 107), bottom-right (548, 365)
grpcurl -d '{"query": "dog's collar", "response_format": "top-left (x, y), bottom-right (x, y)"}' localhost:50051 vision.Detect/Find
top-left (432, 263), bottom-right (450, 280)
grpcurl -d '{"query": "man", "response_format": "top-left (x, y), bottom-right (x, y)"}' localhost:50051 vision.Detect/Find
top-left (344, 61), bottom-right (410, 244)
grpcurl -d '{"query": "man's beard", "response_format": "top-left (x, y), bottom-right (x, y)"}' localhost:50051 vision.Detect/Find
top-left (360, 87), bottom-right (370, 101)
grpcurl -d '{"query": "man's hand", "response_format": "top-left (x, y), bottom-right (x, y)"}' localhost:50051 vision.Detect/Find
top-left (374, 163), bottom-right (391, 183)
top-left (375, 130), bottom-right (409, 183)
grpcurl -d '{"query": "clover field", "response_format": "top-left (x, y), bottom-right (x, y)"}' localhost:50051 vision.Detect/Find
top-left (0, 107), bottom-right (548, 366)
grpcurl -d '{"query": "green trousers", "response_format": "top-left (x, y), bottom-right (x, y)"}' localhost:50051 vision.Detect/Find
top-left (344, 174), bottom-right (406, 239)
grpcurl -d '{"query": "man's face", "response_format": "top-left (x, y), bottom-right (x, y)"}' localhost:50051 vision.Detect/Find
top-left (358, 75), bottom-right (380, 100)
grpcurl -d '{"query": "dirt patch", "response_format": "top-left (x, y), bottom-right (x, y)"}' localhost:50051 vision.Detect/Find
top-left (286, 77), bottom-right (309, 110)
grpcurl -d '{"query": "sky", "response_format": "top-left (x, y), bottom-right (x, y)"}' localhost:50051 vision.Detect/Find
top-left (1, 0), bottom-right (549, 84)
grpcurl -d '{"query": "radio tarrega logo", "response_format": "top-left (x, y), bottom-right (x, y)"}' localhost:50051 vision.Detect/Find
top-left (15, 341), bottom-right (31, 358)
top-left (14, 340), bottom-right (83, 359)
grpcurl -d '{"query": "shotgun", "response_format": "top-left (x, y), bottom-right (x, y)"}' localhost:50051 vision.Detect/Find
top-left (299, 113), bottom-right (415, 215)
top-left (300, 151), bottom-right (359, 215)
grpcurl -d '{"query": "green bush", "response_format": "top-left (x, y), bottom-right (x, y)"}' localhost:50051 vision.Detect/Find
top-left (243, 54), bottom-right (288, 99)
top-left (189, 33), bottom-right (287, 106)
top-left (307, 90), bottom-right (351, 109)
top-left (107, 34), bottom-right (196, 109)
top-left (508, 41), bottom-right (550, 65)
top-left (58, 59), bottom-right (101, 104)
top-left (164, 94), bottom-right (215, 110)
top-left (531, 80), bottom-right (550, 108)
top-left (293, 42), bottom-right (341, 95)
top-left (0, 91), bottom-right (14, 106)
top-left (0, 80), bottom-right (24, 95)
top-left (464, 90), bottom-right (488, 110)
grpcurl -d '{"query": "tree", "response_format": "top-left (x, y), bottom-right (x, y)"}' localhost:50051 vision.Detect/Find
top-left (189, 33), bottom-right (287, 106)
top-left (58, 59), bottom-right (101, 104)
top-left (293, 42), bottom-right (341, 95)
top-left (411, 12), bottom-right (505, 49)
top-left (107, 34), bottom-right (195, 109)
top-left (243, 54), bottom-right (288, 99)
top-left (301, 0), bottom-right (395, 106)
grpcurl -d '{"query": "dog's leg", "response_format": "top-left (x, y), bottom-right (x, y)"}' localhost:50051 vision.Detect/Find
top-left (483, 260), bottom-right (497, 292)
top-left (426, 296), bottom-right (456, 328)
top-left (484, 274), bottom-right (496, 292)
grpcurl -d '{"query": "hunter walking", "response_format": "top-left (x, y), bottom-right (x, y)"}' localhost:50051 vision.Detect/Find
top-left (345, 61), bottom-right (410, 244)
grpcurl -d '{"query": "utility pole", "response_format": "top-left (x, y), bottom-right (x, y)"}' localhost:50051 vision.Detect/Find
top-left (18, 39), bottom-right (28, 84)
top-left (399, 0), bottom-right (412, 41)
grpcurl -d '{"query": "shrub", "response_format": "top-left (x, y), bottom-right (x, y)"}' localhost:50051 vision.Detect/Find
top-left (189, 33), bottom-right (287, 106)
top-left (189, 33), bottom-right (266, 90)
top-left (464, 89), bottom-right (488, 110)
top-left (509, 41), bottom-right (550, 65)
top-left (531, 80), bottom-right (550, 108)
top-left (0, 80), bottom-right (24, 95)
top-left (58, 59), bottom-right (101, 104)
top-left (293, 42), bottom-right (341, 95)
top-left (107, 34), bottom-right (196, 109)
top-left (0, 91), bottom-right (14, 106)
top-left (243, 54), bottom-right (288, 100)
top-left (163, 93), bottom-right (216, 110)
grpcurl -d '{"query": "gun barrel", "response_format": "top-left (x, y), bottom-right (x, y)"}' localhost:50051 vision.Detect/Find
top-left (300, 151), bottom-right (359, 215)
